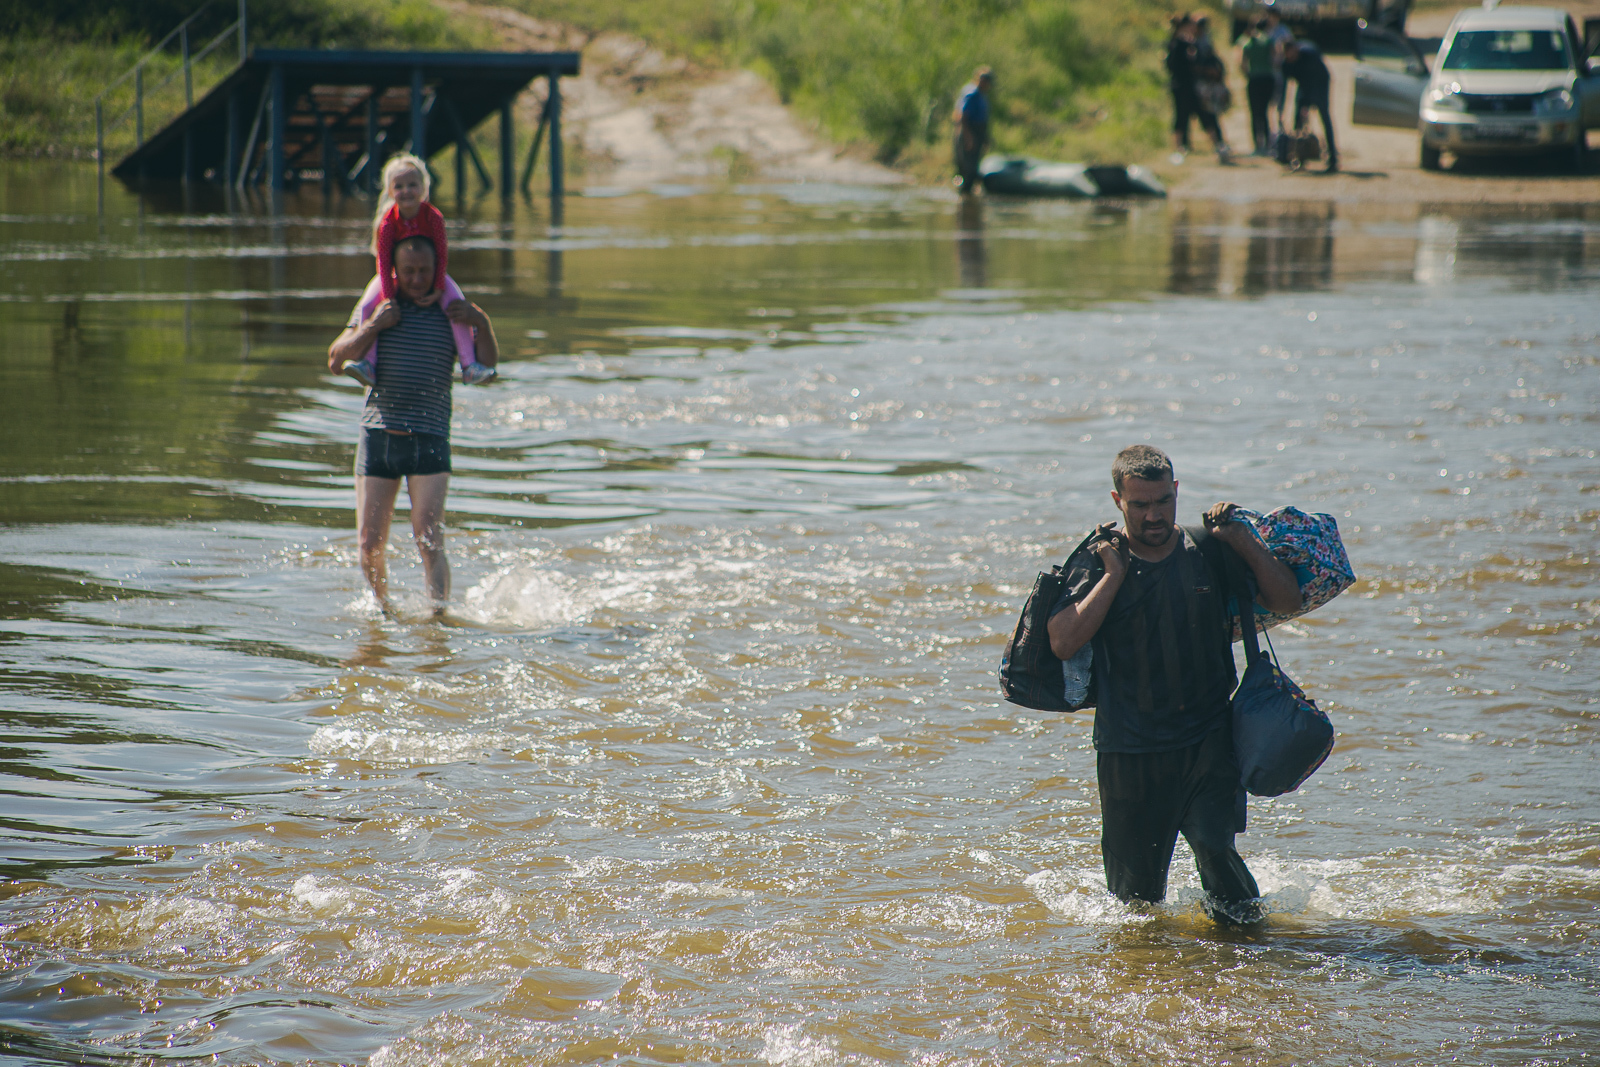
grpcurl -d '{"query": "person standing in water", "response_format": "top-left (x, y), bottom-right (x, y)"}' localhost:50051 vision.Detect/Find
top-left (327, 235), bottom-right (500, 614)
top-left (952, 66), bottom-right (994, 195)
top-left (1047, 445), bottom-right (1302, 923)
top-left (338, 154), bottom-right (496, 388)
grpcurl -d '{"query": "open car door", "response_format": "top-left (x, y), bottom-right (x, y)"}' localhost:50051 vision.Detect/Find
top-left (1583, 18), bottom-right (1600, 127)
top-left (1352, 23), bottom-right (1431, 128)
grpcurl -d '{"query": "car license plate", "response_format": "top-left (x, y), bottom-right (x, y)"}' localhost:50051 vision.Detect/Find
top-left (1464, 123), bottom-right (1539, 141)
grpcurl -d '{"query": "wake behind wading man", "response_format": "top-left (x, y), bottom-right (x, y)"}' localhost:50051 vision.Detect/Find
top-left (1048, 445), bottom-right (1302, 923)
top-left (326, 234), bottom-right (500, 614)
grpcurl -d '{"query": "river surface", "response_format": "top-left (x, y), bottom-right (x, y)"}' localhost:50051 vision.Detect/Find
top-left (0, 163), bottom-right (1596, 1066)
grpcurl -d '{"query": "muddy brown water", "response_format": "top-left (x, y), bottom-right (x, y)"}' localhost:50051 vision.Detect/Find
top-left (0, 164), bottom-right (1596, 1065)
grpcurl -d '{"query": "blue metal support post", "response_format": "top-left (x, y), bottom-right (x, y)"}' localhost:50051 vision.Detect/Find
top-left (224, 88), bottom-right (239, 185)
top-left (410, 65), bottom-right (426, 158)
top-left (547, 72), bottom-right (563, 202)
top-left (268, 62), bottom-right (285, 189)
top-left (499, 100), bottom-right (514, 202)
top-left (365, 91), bottom-right (380, 191)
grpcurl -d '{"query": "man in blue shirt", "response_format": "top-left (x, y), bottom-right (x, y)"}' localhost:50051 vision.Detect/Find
top-left (952, 66), bottom-right (993, 195)
top-left (1048, 445), bottom-right (1302, 923)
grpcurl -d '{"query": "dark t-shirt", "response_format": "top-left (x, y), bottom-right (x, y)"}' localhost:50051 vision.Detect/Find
top-left (1053, 528), bottom-right (1252, 754)
top-left (353, 300), bottom-right (455, 437)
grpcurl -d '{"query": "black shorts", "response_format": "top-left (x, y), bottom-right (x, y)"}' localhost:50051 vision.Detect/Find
top-left (355, 427), bottom-right (451, 479)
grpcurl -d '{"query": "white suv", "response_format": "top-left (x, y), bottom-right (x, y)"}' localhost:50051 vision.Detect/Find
top-left (1353, 5), bottom-right (1600, 170)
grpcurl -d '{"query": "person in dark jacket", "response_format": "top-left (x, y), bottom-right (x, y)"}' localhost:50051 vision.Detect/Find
top-left (1166, 14), bottom-right (1230, 163)
top-left (1283, 38), bottom-right (1338, 172)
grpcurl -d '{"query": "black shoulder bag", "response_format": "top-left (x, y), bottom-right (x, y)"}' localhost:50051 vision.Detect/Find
top-left (998, 527), bottom-right (1108, 713)
top-left (1221, 547), bottom-right (1335, 796)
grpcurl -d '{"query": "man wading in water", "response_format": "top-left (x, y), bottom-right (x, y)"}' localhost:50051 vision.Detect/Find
top-left (327, 234), bottom-right (500, 614)
top-left (1048, 445), bottom-right (1302, 923)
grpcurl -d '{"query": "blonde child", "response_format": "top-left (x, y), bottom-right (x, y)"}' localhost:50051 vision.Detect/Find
top-left (340, 154), bottom-right (494, 387)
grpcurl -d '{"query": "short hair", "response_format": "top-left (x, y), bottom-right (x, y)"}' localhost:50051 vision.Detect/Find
top-left (974, 65), bottom-right (993, 82)
top-left (392, 233), bottom-right (436, 266)
top-left (1112, 445), bottom-right (1174, 491)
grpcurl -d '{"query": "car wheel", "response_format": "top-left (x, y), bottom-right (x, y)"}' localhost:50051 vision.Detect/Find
top-left (1572, 136), bottom-right (1589, 175)
top-left (1420, 142), bottom-right (1442, 171)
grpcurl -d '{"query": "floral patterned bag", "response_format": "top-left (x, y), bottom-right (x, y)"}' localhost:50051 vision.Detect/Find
top-left (1226, 506), bottom-right (1355, 640)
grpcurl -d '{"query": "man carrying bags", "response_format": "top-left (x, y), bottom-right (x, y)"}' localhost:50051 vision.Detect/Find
top-left (1046, 446), bottom-right (1302, 924)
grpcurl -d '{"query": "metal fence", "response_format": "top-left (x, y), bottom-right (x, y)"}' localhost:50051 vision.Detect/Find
top-left (95, 0), bottom-right (249, 188)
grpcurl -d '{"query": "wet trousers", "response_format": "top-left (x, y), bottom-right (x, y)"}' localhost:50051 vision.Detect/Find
top-left (1097, 725), bottom-right (1260, 916)
top-left (953, 131), bottom-right (986, 194)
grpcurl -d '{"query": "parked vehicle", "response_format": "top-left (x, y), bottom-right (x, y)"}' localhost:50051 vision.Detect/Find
top-left (1229, 0), bottom-right (1411, 46)
top-left (1352, 5), bottom-right (1600, 170)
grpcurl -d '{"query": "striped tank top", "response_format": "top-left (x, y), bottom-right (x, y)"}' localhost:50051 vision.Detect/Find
top-left (357, 301), bottom-right (455, 437)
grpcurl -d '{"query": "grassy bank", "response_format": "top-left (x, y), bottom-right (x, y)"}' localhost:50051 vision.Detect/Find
top-left (504, 0), bottom-right (1182, 170)
top-left (3, 0), bottom-right (1188, 171)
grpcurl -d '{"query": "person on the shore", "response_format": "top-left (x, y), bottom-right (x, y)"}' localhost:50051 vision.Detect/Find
top-left (952, 66), bottom-right (994, 195)
top-left (1192, 16), bottom-right (1233, 133)
top-left (1046, 445), bottom-right (1303, 924)
top-left (1283, 38), bottom-right (1338, 172)
top-left (1262, 9), bottom-right (1293, 132)
top-left (326, 235), bottom-right (500, 614)
top-left (1166, 15), bottom-right (1230, 164)
top-left (1240, 18), bottom-right (1277, 155)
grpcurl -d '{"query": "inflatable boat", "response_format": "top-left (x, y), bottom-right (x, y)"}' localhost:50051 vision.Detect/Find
top-left (978, 156), bottom-right (1167, 199)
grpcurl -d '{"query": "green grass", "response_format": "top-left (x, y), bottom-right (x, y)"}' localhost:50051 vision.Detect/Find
top-left (497, 0), bottom-right (1186, 168)
top-left (3, 0), bottom-right (1194, 171)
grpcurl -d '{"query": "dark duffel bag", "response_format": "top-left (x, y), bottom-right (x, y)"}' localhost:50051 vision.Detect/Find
top-left (998, 527), bottom-right (1109, 713)
top-left (1226, 564), bottom-right (1335, 796)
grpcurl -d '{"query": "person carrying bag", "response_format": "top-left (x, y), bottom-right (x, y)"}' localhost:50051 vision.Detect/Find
top-left (995, 445), bottom-right (1349, 925)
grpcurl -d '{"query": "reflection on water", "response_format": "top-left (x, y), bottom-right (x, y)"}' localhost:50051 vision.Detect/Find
top-left (1, 163), bottom-right (1598, 1065)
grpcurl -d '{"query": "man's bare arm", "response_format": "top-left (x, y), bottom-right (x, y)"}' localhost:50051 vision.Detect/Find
top-left (1046, 532), bottom-right (1128, 661)
top-left (327, 300), bottom-right (400, 373)
top-left (1204, 502), bottom-right (1303, 615)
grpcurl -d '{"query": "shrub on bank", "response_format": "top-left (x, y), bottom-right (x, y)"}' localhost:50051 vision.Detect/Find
top-left (519, 0), bottom-right (1179, 167)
